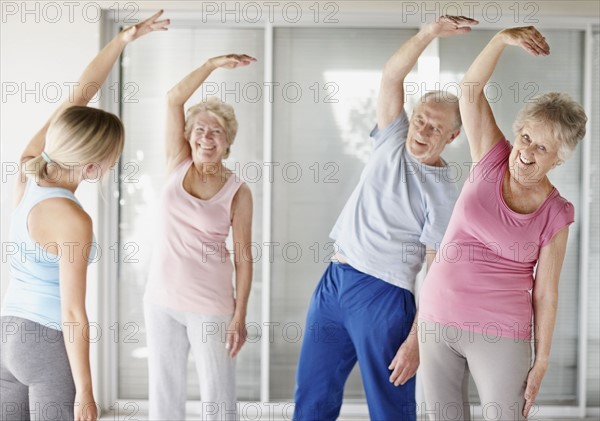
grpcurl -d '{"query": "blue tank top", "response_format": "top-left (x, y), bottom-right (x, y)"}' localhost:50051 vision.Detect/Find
top-left (2, 178), bottom-right (97, 330)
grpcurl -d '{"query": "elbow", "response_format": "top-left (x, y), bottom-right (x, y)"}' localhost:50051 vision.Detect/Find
top-left (382, 67), bottom-right (407, 86)
top-left (381, 62), bottom-right (393, 79)
top-left (235, 260), bottom-right (253, 276)
top-left (234, 256), bottom-right (253, 280)
top-left (20, 153), bottom-right (35, 164)
top-left (166, 88), bottom-right (183, 106)
top-left (61, 307), bottom-right (88, 324)
top-left (533, 289), bottom-right (559, 309)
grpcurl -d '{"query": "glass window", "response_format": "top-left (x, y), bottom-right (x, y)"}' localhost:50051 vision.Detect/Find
top-left (116, 24), bottom-right (597, 409)
top-left (270, 27), bottom-right (417, 400)
top-left (587, 29), bottom-right (600, 407)
top-left (118, 27), bottom-right (264, 400)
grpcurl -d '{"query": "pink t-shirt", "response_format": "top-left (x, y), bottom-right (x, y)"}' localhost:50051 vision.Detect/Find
top-left (145, 158), bottom-right (245, 314)
top-left (419, 140), bottom-right (574, 339)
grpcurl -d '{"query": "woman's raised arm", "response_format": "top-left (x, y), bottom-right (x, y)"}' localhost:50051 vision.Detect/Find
top-left (20, 10), bottom-right (170, 165)
top-left (165, 54), bottom-right (256, 172)
top-left (459, 26), bottom-right (549, 162)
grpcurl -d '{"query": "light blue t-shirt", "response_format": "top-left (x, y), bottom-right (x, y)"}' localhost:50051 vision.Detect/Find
top-left (2, 178), bottom-right (97, 330)
top-left (329, 111), bottom-right (459, 293)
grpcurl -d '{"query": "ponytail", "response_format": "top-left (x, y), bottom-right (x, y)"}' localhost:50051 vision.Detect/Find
top-left (24, 155), bottom-right (50, 183)
top-left (24, 106), bottom-right (125, 184)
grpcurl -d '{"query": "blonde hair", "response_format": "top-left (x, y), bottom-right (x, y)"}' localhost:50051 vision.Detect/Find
top-left (513, 92), bottom-right (587, 161)
top-left (26, 106), bottom-right (125, 182)
top-left (184, 97), bottom-right (238, 159)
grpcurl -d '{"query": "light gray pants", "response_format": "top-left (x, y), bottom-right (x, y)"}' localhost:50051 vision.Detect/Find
top-left (419, 320), bottom-right (532, 421)
top-left (0, 316), bottom-right (76, 421)
top-left (144, 301), bottom-right (237, 421)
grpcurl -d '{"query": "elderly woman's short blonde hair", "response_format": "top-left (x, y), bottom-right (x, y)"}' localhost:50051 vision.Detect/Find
top-left (513, 92), bottom-right (587, 162)
top-left (184, 97), bottom-right (238, 159)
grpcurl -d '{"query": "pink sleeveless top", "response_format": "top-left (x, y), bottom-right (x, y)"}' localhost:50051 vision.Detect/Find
top-left (419, 140), bottom-right (574, 339)
top-left (145, 158), bottom-right (245, 314)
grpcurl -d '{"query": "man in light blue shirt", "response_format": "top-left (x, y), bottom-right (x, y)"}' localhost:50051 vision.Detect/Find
top-left (294, 15), bottom-right (478, 421)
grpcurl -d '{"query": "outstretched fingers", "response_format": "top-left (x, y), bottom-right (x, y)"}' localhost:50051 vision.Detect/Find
top-left (139, 9), bottom-right (170, 32)
top-left (122, 9), bottom-right (171, 43)
top-left (530, 30), bottom-right (550, 55)
top-left (151, 19), bottom-right (170, 31)
top-left (502, 26), bottom-right (550, 56)
top-left (436, 15), bottom-right (479, 37)
top-left (146, 10), bottom-right (170, 31)
top-left (441, 15), bottom-right (479, 27)
top-left (212, 54), bottom-right (258, 69)
top-left (234, 54), bottom-right (258, 66)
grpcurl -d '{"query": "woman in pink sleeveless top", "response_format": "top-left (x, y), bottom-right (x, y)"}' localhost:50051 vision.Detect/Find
top-left (418, 25), bottom-right (587, 421)
top-left (144, 54), bottom-right (256, 421)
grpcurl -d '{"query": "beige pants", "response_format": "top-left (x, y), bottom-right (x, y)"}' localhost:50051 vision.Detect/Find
top-left (418, 320), bottom-right (532, 421)
top-left (144, 301), bottom-right (237, 421)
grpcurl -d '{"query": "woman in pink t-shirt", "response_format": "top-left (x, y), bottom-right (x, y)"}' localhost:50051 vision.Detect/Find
top-left (144, 54), bottom-right (256, 421)
top-left (418, 25), bottom-right (587, 421)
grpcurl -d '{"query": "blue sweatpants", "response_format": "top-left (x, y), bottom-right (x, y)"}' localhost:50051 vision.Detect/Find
top-left (293, 262), bottom-right (417, 421)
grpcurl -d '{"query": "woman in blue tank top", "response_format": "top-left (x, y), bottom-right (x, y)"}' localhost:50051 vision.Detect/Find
top-left (0, 11), bottom-right (169, 421)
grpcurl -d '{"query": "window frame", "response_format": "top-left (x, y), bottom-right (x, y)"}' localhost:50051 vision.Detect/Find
top-left (97, 12), bottom-right (598, 419)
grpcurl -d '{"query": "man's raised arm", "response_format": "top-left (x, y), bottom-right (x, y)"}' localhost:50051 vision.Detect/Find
top-left (377, 15), bottom-right (478, 130)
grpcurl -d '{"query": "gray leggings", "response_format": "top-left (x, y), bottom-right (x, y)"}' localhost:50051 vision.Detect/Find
top-left (0, 316), bottom-right (76, 421)
top-left (418, 320), bottom-right (532, 421)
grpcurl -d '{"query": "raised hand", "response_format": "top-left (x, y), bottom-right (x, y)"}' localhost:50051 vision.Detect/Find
top-left (499, 26), bottom-right (550, 56)
top-left (121, 9), bottom-right (170, 43)
top-left (429, 15), bottom-right (479, 38)
top-left (209, 54), bottom-right (257, 70)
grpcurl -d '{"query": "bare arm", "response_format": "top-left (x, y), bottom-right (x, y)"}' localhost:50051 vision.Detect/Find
top-left (20, 10), bottom-right (169, 165)
top-left (426, 248), bottom-right (437, 270)
top-left (377, 15), bottom-right (478, 130)
top-left (523, 227), bottom-right (569, 418)
top-left (56, 205), bottom-right (96, 421)
top-left (459, 26), bottom-right (549, 162)
top-left (226, 183), bottom-right (253, 358)
top-left (16, 11), bottom-right (169, 209)
top-left (165, 54), bottom-right (256, 173)
top-left (388, 248), bottom-right (437, 386)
